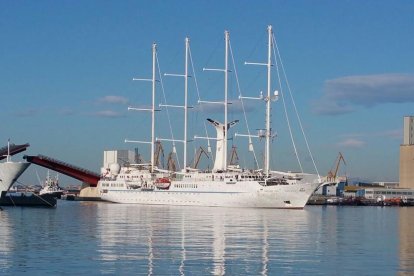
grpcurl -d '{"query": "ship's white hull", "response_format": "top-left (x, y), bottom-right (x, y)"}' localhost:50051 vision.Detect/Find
top-left (100, 180), bottom-right (320, 209)
top-left (0, 162), bottom-right (30, 195)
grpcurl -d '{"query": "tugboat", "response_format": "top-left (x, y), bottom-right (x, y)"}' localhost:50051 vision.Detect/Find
top-left (0, 190), bottom-right (57, 207)
top-left (39, 171), bottom-right (64, 199)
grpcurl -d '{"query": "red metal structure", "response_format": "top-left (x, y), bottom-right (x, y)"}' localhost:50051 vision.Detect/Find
top-left (24, 154), bottom-right (100, 186)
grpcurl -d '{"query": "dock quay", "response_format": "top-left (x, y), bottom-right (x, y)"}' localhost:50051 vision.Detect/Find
top-left (308, 195), bottom-right (414, 207)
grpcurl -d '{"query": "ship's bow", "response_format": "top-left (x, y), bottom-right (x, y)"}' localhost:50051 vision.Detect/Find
top-left (0, 162), bottom-right (31, 194)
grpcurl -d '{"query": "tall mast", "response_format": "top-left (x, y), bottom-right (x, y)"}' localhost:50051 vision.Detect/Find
top-left (224, 30), bottom-right (229, 171)
top-left (128, 43), bottom-right (158, 173)
top-left (184, 37), bottom-right (189, 170)
top-left (265, 25), bottom-right (272, 177)
top-left (235, 25), bottom-right (276, 176)
top-left (160, 38), bottom-right (191, 171)
top-left (197, 30), bottom-right (231, 171)
top-left (150, 43), bottom-right (156, 173)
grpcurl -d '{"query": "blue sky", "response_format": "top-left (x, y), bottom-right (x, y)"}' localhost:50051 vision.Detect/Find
top-left (1, 1), bottom-right (413, 185)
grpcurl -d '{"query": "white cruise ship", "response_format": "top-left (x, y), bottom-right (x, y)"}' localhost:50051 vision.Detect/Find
top-left (99, 26), bottom-right (324, 208)
top-left (0, 142), bottom-right (30, 197)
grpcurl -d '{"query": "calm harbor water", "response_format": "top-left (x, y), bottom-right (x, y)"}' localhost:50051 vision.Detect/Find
top-left (1, 201), bottom-right (413, 275)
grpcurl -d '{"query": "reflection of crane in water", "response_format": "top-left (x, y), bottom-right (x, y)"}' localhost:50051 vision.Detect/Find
top-left (327, 152), bottom-right (347, 182)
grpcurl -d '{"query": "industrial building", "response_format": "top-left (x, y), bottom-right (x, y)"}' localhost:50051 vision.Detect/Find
top-left (400, 116), bottom-right (414, 188)
top-left (355, 187), bottom-right (414, 200)
top-left (80, 149), bottom-right (137, 199)
top-left (102, 150), bottom-right (136, 171)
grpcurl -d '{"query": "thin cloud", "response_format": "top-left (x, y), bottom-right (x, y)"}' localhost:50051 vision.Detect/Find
top-left (311, 100), bottom-right (354, 116)
top-left (376, 129), bottom-right (402, 139)
top-left (98, 95), bottom-right (129, 105)
top-left (313, 73), bottom-right (414, 115)
top-left (58, 108), bottom-right (76, 116)
top-left (14, 109), bottom-right (39, 117)
top-left (93, 110), bottom-right (125, 118)
top-left (341, 129), bottom-right (402, 140)
top-left (336, 138), bottom-right (366, 148)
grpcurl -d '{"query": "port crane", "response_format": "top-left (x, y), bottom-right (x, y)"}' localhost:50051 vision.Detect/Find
top-left (192, 146), bottom-right (209, 169)
top-left (327, 152), bottom-right (346, 182)
top-left (229, 146), bottom-right (239, 166)
top-left (167, 152), bottom-right (177, 172)
top-left (154, 141), bottom-right (165, 168)
top-left (154, 142), bottom-right (177, 171)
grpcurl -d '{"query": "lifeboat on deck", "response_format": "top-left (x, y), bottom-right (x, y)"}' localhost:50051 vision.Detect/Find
top-left (155, 177), bottom-right (171, 189)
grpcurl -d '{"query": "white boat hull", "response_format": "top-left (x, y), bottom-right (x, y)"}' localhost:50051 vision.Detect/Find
top-left (100, 180), bottom-right (320, 209)
top-left (0, 162), bottom-right (30, 195)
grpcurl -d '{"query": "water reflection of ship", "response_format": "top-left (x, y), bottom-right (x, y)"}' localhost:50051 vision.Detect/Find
top-left (96, 205), bottom-right (273, 275)
top-left (0, 211), bottom-right (12, 269)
